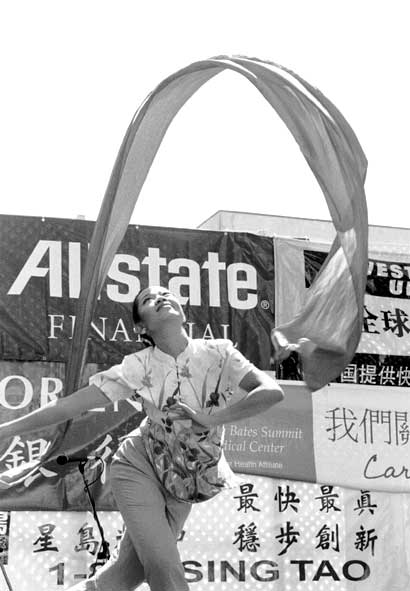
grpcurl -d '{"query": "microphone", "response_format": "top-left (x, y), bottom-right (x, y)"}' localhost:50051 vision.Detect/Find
top-left (56, 454), bottom-right (101, 465)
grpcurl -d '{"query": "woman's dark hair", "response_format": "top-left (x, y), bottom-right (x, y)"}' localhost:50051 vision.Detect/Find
top-left (132, 290), bottom-right (155, 346)
top-left (132, 290), bottom-right (142, 324)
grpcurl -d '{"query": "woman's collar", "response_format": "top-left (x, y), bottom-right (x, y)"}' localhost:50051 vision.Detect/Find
top-left (152, 336), bottom-right (193, 362)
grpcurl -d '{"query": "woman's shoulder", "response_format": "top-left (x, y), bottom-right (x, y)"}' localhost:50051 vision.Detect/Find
top-left (191, 338), bottom-right (234, 353)
top-left (123, 346), bottom-right (153, 366)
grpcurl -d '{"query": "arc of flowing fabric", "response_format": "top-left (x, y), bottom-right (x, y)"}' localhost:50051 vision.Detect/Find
top-left (65, 55), bottom-right (368, 396)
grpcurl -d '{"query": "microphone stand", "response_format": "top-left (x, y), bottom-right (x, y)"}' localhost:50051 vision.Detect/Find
top-left (0, 564), bottom-right (14, 591)
top-left (77, 460), bottom-right (110, 575)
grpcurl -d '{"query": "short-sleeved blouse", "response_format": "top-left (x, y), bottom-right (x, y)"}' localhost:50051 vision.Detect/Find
top-left (90, 338), bottom-right (255, 503)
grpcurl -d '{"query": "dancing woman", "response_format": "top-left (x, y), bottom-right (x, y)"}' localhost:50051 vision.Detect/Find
top-left (0, 285), bottom-right (284, 590)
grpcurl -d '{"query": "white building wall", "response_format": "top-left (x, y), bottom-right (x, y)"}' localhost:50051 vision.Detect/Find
top-left (198, 210), bottom-right (410, 252)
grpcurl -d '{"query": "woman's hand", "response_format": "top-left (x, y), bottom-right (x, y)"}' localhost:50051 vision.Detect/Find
top-left (271, 330), bottom-right (317, 362)
top-left (166, 401), bottom-right (214, 429)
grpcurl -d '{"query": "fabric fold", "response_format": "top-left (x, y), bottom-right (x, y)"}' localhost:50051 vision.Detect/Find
top-left (64, 55), bottom-right (368, 395)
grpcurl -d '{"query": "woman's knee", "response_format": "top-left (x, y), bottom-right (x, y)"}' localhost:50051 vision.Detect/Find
top-left (144, 557), bottom-right (188, 591)
top-left (95, 565), bottom-right (144, 591)
top-left (93, 538), bottom-right (145, 590)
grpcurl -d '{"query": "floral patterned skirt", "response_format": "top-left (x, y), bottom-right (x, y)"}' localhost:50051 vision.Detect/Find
top-left (140, 419), bottom-right (231, 503)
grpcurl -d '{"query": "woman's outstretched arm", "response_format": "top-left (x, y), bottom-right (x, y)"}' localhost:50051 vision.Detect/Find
top-left (169, 368), bottom-right (284, 427)
top-left (0, 385), bottom-right (110, 440)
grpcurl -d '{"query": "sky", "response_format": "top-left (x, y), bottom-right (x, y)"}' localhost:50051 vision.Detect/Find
top-left (0, 0), bottom-right (409, 231)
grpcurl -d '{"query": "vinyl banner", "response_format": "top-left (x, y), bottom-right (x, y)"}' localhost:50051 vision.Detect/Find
top-left (0, 361), bottom-right (144, 510)
top-left (224, 379), bottom-right (316, 483)
top-left (0, 214), bottom-right (275, 369)
top-left (0, 511), bottom-right (10, 565)
top-left (3, 477), bottom-right (410, 590)
top-left (313, 383), bottom-right (410, 492)
top-left (274, 237), bottom-right (410, 387)
top-left (227, 381), bottom-right (410, 494)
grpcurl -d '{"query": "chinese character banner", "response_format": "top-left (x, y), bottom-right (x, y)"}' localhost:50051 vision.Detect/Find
top-left (225, 380), bottom-right (410, 494)
top-left (275, 237), bottom-right (410, 387)
top-left (2, 476), bottom-right (409, 590)
top-left (313, 383), bottom-right (410, 493)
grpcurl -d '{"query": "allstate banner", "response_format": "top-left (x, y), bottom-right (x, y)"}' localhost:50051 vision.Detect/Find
top-left (3, 477), bottom-right (410, 590)
top-left (274, 236), bottom-right (410, 386)
top-left (0, 214), bottom-right (274, 368)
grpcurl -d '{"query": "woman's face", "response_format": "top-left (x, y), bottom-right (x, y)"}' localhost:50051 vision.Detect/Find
top-left (135, 286), bottom-right (186, 332)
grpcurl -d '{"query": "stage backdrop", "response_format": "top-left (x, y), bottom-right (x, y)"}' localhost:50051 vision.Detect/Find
top-left (2, 477), bottom-right (410, 591)
top-left (1, 216), bottom-right (410, 588)
top-left (2, 217), bottom-right (410, 507)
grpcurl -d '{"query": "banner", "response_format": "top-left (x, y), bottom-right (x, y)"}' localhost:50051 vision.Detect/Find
top-left (224, 379), bottom-right (316, 483)
top-left (313, 383), bottom-right (410, 491)
top-left (2, 476), bottom-right (409, 590)
top-left (0, 215), bottom-right (275, 369)
top-left (0, 360), bottom-right (141, 509)
top-left (0, 511), bottom-right (10, 565)
top-left (275, 237), bottom-right (410, 387)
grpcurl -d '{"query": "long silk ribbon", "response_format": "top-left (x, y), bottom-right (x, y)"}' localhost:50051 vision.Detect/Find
top-left (65, 55), bottom-right (368, 395)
